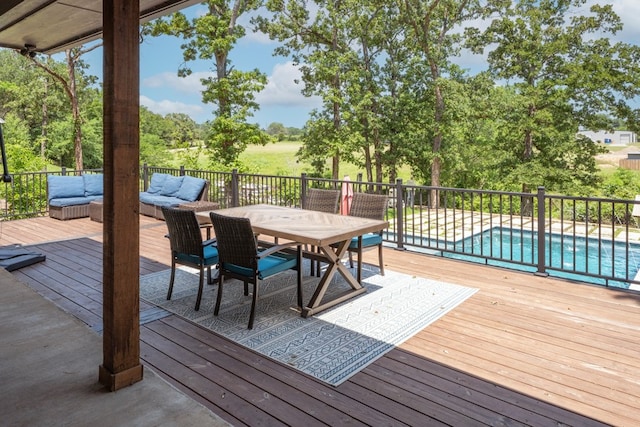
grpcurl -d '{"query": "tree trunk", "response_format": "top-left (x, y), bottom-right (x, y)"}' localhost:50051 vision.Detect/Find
top-left (66, 50), bottom-right (83, 171)
top-left (430, 82), bottom-right (444, 208)
top-left (40, 78), bottom-right (48, 161)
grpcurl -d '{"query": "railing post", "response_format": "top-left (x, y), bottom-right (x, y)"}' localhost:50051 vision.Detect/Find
top-left (395, 179), bottom-right (405, 251)
top-left (179, 166), bottom-right (185, 176)
top-left (301, 173), bottom-right (308, 208)
top-left (142, 163), bottom-right (149, 191)
top-left (535, 186), bottom-right (548, 277)
top-left (61, 167), bottom-right (67, 176)
top-left (231, 169), bottom-right (239, 207)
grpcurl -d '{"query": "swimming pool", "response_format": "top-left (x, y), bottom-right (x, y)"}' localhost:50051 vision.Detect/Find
top-left (432, 227), bottom-right (640, 289)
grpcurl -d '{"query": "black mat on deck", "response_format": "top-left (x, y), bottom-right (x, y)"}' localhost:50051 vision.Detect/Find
top-left (0, 245), bottom-right (46, 271)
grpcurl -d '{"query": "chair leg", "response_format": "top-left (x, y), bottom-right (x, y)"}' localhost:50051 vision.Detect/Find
top-left (356, 236), bottom-right (363, 283)
top-left (195, 265), bottom-right (204, 311)
top-left (378, 243), bottom-right (385, 276)
top-left (214, 274), bottom-right (223, 316)
top-left (248, 280), bottom-right (258, 329)
top-left (167, 260), bottom-right (176, 300)
top-left (297, 246), bottom-right (303, 309)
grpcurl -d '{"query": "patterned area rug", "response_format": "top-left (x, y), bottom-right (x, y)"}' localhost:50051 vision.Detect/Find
top-left (140, 263), bottom-right (477, 386)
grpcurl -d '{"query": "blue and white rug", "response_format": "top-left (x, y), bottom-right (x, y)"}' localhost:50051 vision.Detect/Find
top-left (140, 263), bottom-right (477, 386)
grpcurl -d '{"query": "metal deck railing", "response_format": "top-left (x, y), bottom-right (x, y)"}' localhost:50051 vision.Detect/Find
top-left (2, 165), bottom-right (639, 290)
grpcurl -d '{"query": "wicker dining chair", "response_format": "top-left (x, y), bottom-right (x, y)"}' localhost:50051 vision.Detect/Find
top-left (347, 192), bottom-right (388, 283)
top-left (304, 188), bottom-right (341, 213)
top-left (209, 211), bottom-right (303, 329)
top-left (162, 206), bottom-right (219, 311)
top-left (304, 188), bottom-right (341, 276)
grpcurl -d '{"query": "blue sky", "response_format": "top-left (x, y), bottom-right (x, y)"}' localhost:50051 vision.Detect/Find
top-left (81, 1), bottom-right (639, 130)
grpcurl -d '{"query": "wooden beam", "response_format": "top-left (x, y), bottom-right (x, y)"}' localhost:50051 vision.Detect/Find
top-left (98, 0), bottom-right (143, 391)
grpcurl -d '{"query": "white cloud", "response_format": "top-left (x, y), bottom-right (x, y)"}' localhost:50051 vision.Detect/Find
top-left (142, 71), bottom-right (212, 95)
top-left (139, 95), bottom-right (205, 117)
top-left (256, 61), bottom-right (322, 108)
top-left (609, 0), bottom-right (640, 43)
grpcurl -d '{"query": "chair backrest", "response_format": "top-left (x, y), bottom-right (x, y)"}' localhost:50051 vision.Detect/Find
top-left (209, 212), bottom-right (258, 270)
top-left (349, 192), bottom-right (388, 220)
top-left (197, 180), bottom-right (210, 201)
top-left (305, 188), bottom-right (340, 214)
top-left (162, 207), bottom-right (204, 256)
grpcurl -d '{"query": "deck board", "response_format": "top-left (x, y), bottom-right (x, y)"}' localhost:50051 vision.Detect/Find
top-left (4, 215), bottom-right (638, 426)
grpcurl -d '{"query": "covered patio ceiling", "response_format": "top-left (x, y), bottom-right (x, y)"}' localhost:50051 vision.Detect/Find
top-left (0, 0), bottom-right (199, 54)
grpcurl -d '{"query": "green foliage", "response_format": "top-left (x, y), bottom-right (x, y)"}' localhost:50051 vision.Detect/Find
top-left (601, 168), bottom-right (640, 200)
top-left (140, 133), bottom-right (172, 167)
top-left (2, 1), bottom-right (640, 202)
top-left (206, 115), bottom-right (274, 166)
top-left (465, 0), bottom-right (640, 193)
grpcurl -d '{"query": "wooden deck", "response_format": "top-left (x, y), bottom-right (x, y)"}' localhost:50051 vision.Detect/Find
top-left (4, 215), bottom-right (640, 426)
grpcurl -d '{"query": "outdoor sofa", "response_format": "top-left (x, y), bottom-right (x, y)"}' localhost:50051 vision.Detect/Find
top-left (139, 173), bottom-right (209, 220)
top-left (47, 174), bottom-right (104, 220)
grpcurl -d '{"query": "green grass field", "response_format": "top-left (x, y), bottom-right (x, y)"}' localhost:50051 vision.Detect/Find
top-left (239, 141), bottom-right (412, 180)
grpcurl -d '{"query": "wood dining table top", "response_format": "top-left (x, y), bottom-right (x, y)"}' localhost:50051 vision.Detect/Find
top-left (196, 204), bottom-right (388, 247)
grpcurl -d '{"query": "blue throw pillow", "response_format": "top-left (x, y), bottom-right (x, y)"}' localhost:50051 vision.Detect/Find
top-left (83, 174), bottom-right (103, 196)
top-left (176, 176), bottom-right (206, 202)
top-left (159, 175), bottom-right (184, 197)
top-left (147, 173), bottom-right (169, 194)
top-left (47, 175), bottom-right (85, 200)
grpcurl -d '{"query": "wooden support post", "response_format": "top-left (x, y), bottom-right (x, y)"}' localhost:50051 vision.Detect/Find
top-left (98, 0), bottom-right (143, 391)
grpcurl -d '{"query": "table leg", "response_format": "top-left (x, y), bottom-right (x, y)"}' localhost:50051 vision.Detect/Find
top-left (301, 239), bottom-right (366, 317)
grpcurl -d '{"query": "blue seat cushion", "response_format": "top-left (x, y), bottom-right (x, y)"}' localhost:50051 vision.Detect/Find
top-left (175, 244), bottom-right (218, 266)
top-left (48, 175), bottom-right (85, 200)
top-left (83, 174), bottom-right (103, 196)
top-left (49, 195), bottom-right (101, 207)
top-left (139, 192), bottom-right (184, 207)
top-left (176, 176), bottom-right (206, 202)
top-left (223, 252), bottom-right (297, 280)
top-left (349, 233), bottom-right (383, 249)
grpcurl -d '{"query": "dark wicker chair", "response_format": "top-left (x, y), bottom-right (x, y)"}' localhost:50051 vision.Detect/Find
top-left (162, 207), bottom-right (219, 311)
top-left (304, 188), bottom-right (340, 213)
top-left (209, 211), bottom-right (303, 329)
top-left (304, 188), bottom-right (341, 276)
top-left (347, 192), bottom-right (388, 283)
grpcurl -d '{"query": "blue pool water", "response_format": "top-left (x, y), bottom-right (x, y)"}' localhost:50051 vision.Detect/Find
top-left (436, 227), bottom-right (640, 289)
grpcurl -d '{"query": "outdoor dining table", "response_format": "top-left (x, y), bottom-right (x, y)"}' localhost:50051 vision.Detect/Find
top-left (196, 204), bottom-right (388, 317)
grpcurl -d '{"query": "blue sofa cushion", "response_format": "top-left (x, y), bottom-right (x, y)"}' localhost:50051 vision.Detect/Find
top-left (139, 192), bottom-right (184, 207)
top-left (48, 175), bottom-right (85, 201)
top-left (160, 175), bottom-right (184, 197)
top-left (83, 174), bottom-right (103, 196)
top-left (176, 176), bottom-right (206, 202)
top-left (49, 195), bottom-right (102, 207)
top-left (147, 173), bottom-right (169, 194)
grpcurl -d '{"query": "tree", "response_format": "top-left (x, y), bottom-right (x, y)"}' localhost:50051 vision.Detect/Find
top-left (165, 113), bottom-right (197, 148)
top-left (396, 0), bottom-right (497, 201)
top-left (466, 0), bottom-right (640, 196)
top-left (143, 0), bottom-right (272, 167)
top-left (257, 0), bottom-right (355, 180)
top-left (266, 122), bottom-right (287, 140)
top-left (26, 44), bottom-right (101, 171)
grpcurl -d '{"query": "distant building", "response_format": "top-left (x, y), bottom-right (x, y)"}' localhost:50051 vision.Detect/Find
top-left (578, 130), bottom-right (637, 145)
